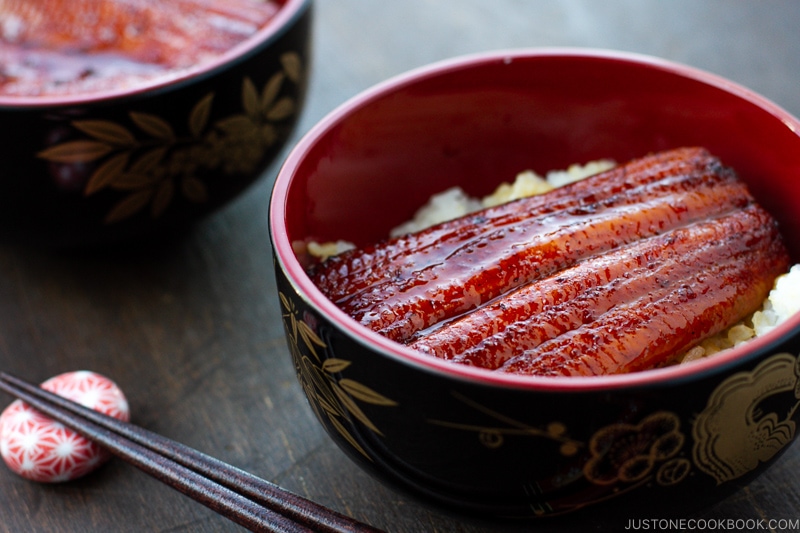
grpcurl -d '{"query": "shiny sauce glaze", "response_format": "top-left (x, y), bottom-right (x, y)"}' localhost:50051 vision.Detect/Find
top-left (308, 147), bottom-right (791, 376)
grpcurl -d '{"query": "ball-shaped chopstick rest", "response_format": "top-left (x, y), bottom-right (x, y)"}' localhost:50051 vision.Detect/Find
top-left (0, 371), bottom-right (129, 482)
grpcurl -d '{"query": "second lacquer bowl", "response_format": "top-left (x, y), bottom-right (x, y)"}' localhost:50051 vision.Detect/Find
top-left (0, 0), bottom-right (312, 247)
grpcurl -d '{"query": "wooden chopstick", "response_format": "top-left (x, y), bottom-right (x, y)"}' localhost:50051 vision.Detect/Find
top-left (0, 372), bottom-right (385, 533)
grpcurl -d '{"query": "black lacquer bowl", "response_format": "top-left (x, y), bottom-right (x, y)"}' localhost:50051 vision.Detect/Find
top-left (0, 0), bottom-right (312, 247)
top-left (269, 49), bottom-right (800, 519)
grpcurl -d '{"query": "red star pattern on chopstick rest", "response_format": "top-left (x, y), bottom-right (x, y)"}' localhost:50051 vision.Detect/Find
top-left (0, 371), bottom-right (129, 483)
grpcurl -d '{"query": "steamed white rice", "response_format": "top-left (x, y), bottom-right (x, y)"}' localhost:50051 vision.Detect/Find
top-left (389, 160), bottom-right (615, 236)
top-left (306, 160), bottom-right (799, 363)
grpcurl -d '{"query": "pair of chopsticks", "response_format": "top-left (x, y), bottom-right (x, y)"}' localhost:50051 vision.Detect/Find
top-left (0, 372), bottom-right (384, 533)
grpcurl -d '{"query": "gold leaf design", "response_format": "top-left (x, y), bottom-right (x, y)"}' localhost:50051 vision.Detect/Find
top-left (303, 357), bottom-right (340, 412)
top-left (267, 97), bottom-right (295, 121)
top-left (261, 72), bottom-right (285, 111)
top-left (85, 153), bottom-right (130, 195)
top-left (297, 320), bottom-right (325, 360)
top-left (280, 291), bottom-right (397, 461)
top-left (128, 147), bottom-right (168, 174)
top-left (189, 93), bottom-right (214, 138)
top-left (38, 52), bottom-right (304, 224)
top-left (242, 77), bottom-right (261, 118)
top-left (328, 414), bottom-right (370, 458)
top-left (278, 292), bottom-right (292, 310)
top-left (216, 115), bottom-right (258, 136)
top-left (339, 379), bottom-right (398, 406)
top-left (281, 52), bottom-right (302, 83)
top-left (105, 189), bottom-right (153, 223)
top-left (332, 383), bottom-right (383, 435)
top-left (322, 359), bottom-right (352, 373)
top-left (130, 111), bottom-right (176, 141)
top-left (38, 140), bottom-right (112, 163)
top-left (73, 120), bottom-right (136, 146)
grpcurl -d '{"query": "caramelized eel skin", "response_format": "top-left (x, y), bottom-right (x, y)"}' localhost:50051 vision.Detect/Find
top-left (412, 204), bottom-right (788, 375)
top-left (309, 147), bottom-right (790, 376)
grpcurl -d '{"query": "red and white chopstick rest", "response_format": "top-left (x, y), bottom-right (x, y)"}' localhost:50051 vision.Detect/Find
top-left (0, 371), bottom-right (129, 482)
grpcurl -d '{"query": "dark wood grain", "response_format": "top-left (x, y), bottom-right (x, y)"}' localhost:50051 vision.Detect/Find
top-left (2, 1), bottom-right (800, 532)
top-left (0, 372), bottom-right (385, 533)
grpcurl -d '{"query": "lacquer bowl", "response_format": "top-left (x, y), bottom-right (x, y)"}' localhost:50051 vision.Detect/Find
top-left (0, 0), bottom-right (312, 247)
top-left (269, 49), bottom-right (800, 519)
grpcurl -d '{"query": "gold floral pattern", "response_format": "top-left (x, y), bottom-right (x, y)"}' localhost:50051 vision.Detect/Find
top-left (430, 395), bottom-right (687, 486)
top-left (38, 52), bottom-right (303, 224)
top-left (583, 411), bottom-right (684, 485)
top-left (430, 397), bottom-right (691, 513)
top-left (279, 292), bottom-right (397, 460)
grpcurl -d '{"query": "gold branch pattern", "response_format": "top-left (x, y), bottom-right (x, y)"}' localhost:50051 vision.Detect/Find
top-left (38, 52), bottom-right (303, 224)
top-left (279, 292), bottom-right (398, 460)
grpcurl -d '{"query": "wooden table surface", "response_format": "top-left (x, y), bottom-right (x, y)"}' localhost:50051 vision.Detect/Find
top-left (2, 1), bottom-right (800, 531)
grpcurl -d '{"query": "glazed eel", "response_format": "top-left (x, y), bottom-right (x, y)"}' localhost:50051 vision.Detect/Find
top-left (308, 147), bottom-right (790, 376)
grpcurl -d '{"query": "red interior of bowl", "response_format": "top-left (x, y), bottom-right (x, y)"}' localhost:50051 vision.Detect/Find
top-left (271, 49), bottom-right (800, 390)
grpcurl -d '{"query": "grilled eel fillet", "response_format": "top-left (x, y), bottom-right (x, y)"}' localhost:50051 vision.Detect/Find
top-left (308, 147), bottom-right (790, 375)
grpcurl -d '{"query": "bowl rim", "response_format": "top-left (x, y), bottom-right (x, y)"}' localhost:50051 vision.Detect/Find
top-left (270, 47), bottom-right (800, 393)
top-left (0, 0), bottom-right (311, 109)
